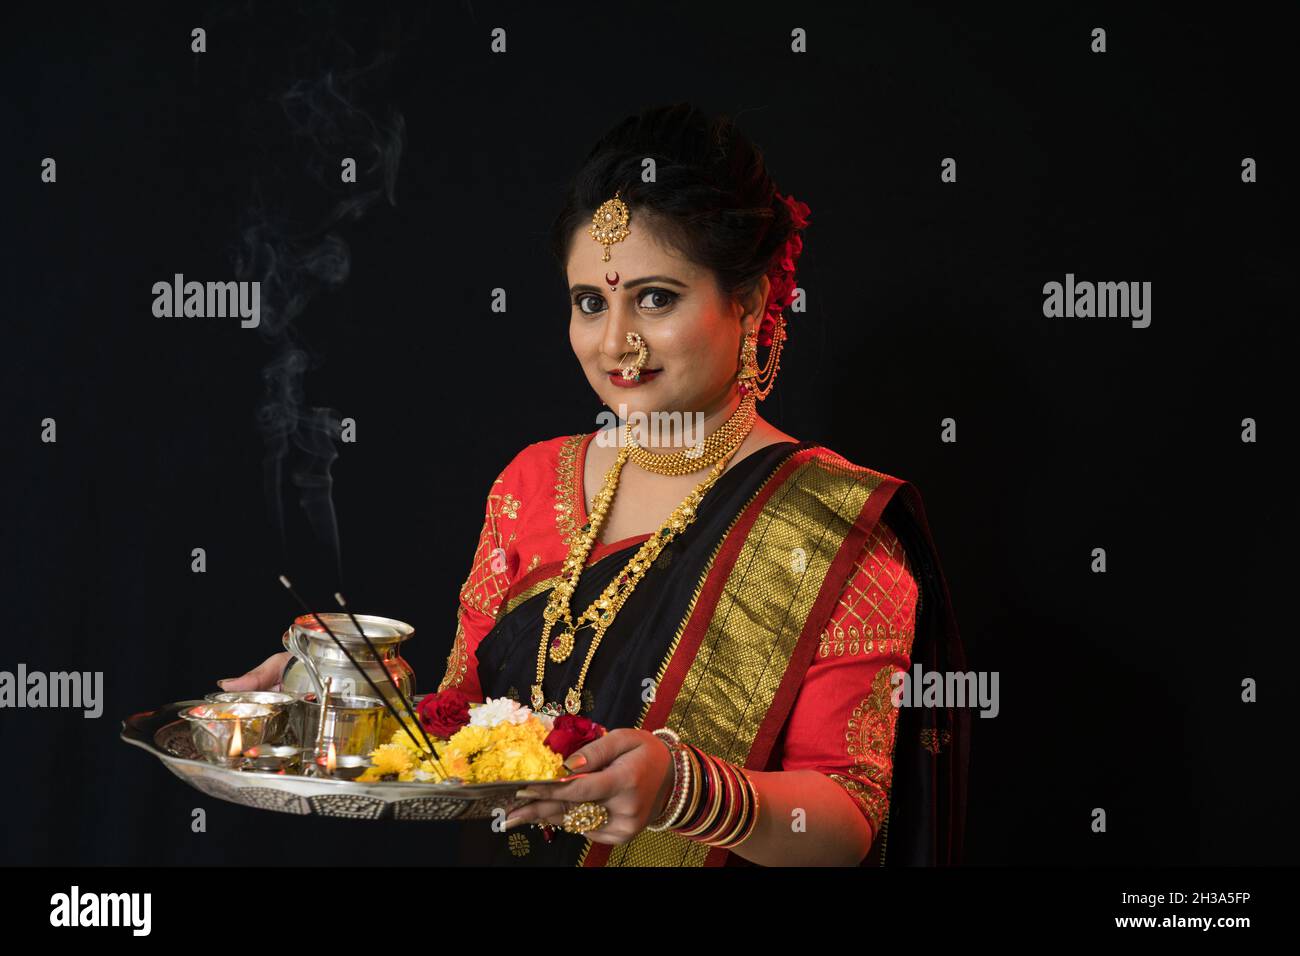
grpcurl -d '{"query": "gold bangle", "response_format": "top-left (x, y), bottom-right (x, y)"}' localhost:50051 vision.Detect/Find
top-left (703, 757), bottom-right (745, 845)
top-left (678, 748), bottom-right (724, 838)
top-left (729, 782), bottom-right (761, 848)
top-left (693, 752), bottom-right (739, 843)
top-left (711, 767), bottom-right (758, 848)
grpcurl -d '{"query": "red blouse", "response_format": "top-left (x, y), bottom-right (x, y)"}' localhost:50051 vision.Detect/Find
top-left (437, 432), bottom-right (917, 844)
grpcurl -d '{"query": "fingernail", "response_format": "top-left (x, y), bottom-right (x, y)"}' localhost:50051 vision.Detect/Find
top-left (217, 679), bottom-right (234, 689)
top-left (515, 789), bottom-right (541, 799)
top-left (564, 753), bottom-right (587, 770)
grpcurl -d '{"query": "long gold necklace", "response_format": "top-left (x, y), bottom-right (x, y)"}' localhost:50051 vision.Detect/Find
top-left (533, 409), bottom-right (756, 715)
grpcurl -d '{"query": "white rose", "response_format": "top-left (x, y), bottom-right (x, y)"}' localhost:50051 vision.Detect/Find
top-left (468, 696), bottom-right (531, 728)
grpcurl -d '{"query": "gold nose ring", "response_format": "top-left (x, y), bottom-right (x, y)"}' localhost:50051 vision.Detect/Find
top-left (619, 332), bottom-right (648, 381)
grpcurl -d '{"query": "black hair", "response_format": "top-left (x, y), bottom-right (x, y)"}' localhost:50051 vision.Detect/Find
top-left (550, 103), bottom-right (806, 312)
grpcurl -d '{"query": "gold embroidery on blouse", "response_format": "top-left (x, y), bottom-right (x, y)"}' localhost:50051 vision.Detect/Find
top-left (437, 606), bottom-right (470, 692)
top-left (508, 831), bottom-right (530, 856)
top-left (553, 433), bottom-right (587, 547)
top-left (826, 772), bottom-right (890, 836)
top-left (459, 473), bottom-right (518, 618)
top-left (527, 553), bottom-right (541, 573)
top-left (836, 663), bottom-right (905, 833)
top-left (817, 522), bottom-right (917, 660)
top-left (819, 627), bottom-right (915, 660)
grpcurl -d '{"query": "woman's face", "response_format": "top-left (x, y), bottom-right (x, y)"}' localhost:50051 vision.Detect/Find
top-left (566, 217), bottom-right (766, 426)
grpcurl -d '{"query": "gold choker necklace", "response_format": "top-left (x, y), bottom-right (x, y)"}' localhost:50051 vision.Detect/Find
top-left (623, 393), bottom-right (757, 477)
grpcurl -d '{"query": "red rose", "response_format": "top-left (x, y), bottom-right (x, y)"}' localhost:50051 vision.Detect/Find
top-left (544, 714), bottom-right (607, 759)
top-left (416, 689), bottom-right (472, 739)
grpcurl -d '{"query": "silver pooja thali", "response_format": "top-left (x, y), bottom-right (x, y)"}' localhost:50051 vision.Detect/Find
top-left (120, 613), bottom-right (556, 821)
top-left (122, 699), bottom-right (552, 821)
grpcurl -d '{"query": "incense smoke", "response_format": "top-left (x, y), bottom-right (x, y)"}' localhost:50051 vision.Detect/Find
top-left (230, 55), bottom-right (404, 586)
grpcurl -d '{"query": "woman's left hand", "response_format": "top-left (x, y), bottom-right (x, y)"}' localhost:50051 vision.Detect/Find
top-left (504, 728), bottom-right (674, 844)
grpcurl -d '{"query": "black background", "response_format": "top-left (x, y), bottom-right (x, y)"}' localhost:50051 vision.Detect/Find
top-left (1, 1), bottom-right (1292, 866)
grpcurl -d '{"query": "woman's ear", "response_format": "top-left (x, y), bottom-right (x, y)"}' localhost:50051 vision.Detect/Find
top-left (739, 274), bottom-right (772, 330)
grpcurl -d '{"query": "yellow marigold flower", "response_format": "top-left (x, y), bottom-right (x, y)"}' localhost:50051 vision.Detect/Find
top-left (367, 742), bottom-right (418, 776)
top-left (445, 723), bottom-right (492, 757)
top-left (386, 719), bottom-right (429, 755)
top-left (427, 749), bottom-right (471, 779)
top-left (470, 722), bottom-right (565, 783)
top-left (357, 709), bottom-right (564, 783)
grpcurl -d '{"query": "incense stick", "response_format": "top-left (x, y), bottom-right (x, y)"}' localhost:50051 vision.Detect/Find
top-left (278, 575), bottom-right (451, 781)
top-left (333, 591), bottom-right (440, 762)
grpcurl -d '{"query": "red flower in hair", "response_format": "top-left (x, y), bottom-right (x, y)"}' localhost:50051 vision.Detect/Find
top-left (758, 193), bottom-right (811, 346)
top-left (781, 193), bottom-right (811, 230)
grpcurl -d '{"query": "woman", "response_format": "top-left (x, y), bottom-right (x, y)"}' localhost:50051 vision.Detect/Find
top-left (221, 103), bottom-right (969, 867)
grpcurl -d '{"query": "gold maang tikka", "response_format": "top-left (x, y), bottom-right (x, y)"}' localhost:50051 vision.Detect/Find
top-left (592, 192), bottom-right (648, 380)
top-left (590, 189), bottom-right (631, 263)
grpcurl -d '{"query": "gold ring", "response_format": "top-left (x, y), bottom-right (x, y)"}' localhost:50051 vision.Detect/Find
top-left (561, 802), bottom-right (610, 834)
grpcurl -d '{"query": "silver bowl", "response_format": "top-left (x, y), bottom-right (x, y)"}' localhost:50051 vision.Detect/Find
top-left (180, 702), bottom-right (276, 764)
top-left (205, 691), bottom-right (298, 744)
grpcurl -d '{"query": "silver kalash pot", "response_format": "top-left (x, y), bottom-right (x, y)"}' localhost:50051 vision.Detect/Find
top-left (281, 613), bottom-right (417, 707)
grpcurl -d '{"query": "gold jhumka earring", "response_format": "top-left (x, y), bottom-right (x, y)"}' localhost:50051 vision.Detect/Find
top-left (736, 313), bottom-right (785, 403)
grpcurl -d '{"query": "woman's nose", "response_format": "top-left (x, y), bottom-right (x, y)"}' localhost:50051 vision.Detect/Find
top-left (601, 305), bottom-right (638, 363)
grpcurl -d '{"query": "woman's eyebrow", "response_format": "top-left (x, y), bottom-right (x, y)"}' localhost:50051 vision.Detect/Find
top-left (569, 275), bottom-right (688, 293)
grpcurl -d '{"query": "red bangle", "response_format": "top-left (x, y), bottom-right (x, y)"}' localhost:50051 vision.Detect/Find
top-left (709, 763), bottom-right (756, 848)
top-left (697, 754), bottom-right (741, 843)
top-left (676, 745), bottom-right (723, 838)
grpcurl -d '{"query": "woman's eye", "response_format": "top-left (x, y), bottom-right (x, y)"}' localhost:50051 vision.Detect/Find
top-left (638, 289), bottom-right (677, 310)
top-left (574, 293), bottom-right (603, 315)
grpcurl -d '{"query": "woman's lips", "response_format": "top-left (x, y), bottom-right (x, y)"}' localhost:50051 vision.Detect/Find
top-left (607, 368), bottom-right (661, 387)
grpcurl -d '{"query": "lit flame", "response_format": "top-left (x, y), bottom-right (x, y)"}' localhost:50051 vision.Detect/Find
top-left (326, 741), bottom-right (337, 774)
top-left (229, 720), bottom-right (243, 758)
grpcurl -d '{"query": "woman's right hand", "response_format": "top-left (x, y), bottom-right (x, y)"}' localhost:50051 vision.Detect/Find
top-left (217, 651), bottom-right (293, 692)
